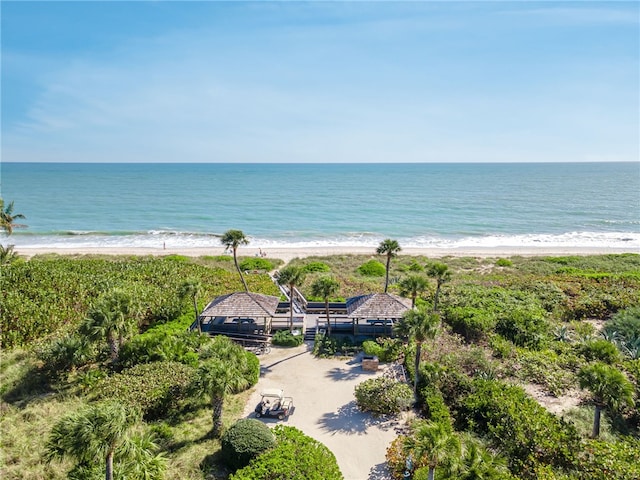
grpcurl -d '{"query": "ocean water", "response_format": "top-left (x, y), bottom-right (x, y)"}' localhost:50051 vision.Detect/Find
top-left (1, 162), bottom-right (639, 250)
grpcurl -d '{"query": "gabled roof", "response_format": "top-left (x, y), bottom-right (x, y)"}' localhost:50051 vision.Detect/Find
top-left (346, 293), bottom-right (411, 318)
top-left (200, 292), bottom-right (280, 318)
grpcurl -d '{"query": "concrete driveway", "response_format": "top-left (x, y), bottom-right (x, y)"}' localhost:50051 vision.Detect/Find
top-left (242, 343), bottom-right (406, 480)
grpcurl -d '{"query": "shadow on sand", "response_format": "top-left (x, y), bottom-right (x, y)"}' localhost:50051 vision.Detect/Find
top-left (368, 461), bottom-right (393, 480)
top-left (317, 400), bottom-right (398, 435)
top-left (259, 344), bottom-right (312, 376)
top-left (324, 364), bottom-right (378, 382)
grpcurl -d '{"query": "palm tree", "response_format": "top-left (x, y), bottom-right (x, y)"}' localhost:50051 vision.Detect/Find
top-left (458, 433), bottom-right (509, 480)
top-left (310, 275), bottom-right (340, 336)
top-left (394, 306), bottom-right (440, 397)
top-left (0, 198), bottom-right (27, 236)
top-left (45, 401), bottom-right (138, 480)
top-left (0, 244), bottom-right (19, 266)
top-left (277, 265), bottom-right (306, 330)
top-left (577, 362), bottom-right (635, 438)
top-left (404, 420), bottom-right (461, 480)
top-left (377, 239), bottom-right (401, 293)
top-left (427, 262), bottom-right (451, 312)
top-left (221, 229), bottom-right (250, 292)
top-left (81, 289), bottom-right (137, 364)
top-left (179, 279), bottom-right (202, 333)
top-left (399, 274), bottom-right (430, 308)
top-left (195, 359), bottom-right (249, 437)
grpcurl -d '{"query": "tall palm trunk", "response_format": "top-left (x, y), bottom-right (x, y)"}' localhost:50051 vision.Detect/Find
top-left (433, 283), bottom-right (442, 312)
top-left (212, 395), bottom-right (224, 437)
top-left (106, 450), bottom-right (114, 480)
top-left (108, 334), bottom-right (119, 364)
top-left (233, 247), bottom-right (249, 292)
top-left (592, 404), bottom-right (602, 438)
top-left (384, 255), bottom-right (391, 293)
top-left (414, 342), bottom-right (422, 398)
top-left (427, 467), bottom-right (435, 480)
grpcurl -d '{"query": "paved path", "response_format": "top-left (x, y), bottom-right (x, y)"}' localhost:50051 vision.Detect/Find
top-left (242, 343), bottom-right (403, 480)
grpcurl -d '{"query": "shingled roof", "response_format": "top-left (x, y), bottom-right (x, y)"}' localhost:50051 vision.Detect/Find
top-left (346, 293), bottom-right (411, 319)
top-left (200, 292), bottom-right (280, 318)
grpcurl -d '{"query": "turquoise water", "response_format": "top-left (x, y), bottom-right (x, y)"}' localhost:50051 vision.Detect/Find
top-left (1, 162), bottom-right (639, 250)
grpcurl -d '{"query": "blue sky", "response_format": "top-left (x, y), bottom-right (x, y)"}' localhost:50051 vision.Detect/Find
top-left (2, 1), bottom-right (638, 163)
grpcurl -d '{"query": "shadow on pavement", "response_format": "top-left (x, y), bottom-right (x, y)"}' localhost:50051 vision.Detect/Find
top-left (317, 400), bottom-right (398, 435)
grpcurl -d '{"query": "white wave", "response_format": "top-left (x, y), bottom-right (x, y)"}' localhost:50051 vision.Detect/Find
top-left (10, 231), bottom-right (640, 251)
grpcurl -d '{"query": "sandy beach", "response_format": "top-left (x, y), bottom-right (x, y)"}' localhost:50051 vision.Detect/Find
top-left (14, 245), bottom-right (638, 264)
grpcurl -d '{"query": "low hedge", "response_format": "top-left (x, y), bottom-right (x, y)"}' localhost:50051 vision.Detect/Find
top-left (95, 361), bottom-right (195, 419)
top-left (272, 329), bottom-right (304, 347)
top-left (230, 425), bottom-right (343, 480)
top-left (221, 419), bottom-right (276, 470)
top-left (355, 376), bottom-right (413, 415)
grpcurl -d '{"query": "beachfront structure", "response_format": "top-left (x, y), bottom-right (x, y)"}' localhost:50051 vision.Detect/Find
top-left (198, 292), bottom-right (280, 336)
top-left (346, 293), bottom-right (412, 337)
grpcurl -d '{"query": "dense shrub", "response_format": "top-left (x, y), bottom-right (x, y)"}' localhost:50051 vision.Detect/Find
top-left (1, 256), bottom-right (280, 348)
top-left (578, 437), bottom-right (640, 480)
top-left (515, 349), bottom-right (576, 396)
top-left (578, 339), bottom-right (621, 363)
top-left (496, 258), bottom-right (513, 267)
top-left (301, 261), bottom-right (330, 273)
top-left (357, 259), bottom-right (386, 277)
top-left (230, 425), bottom-right (343, 480)
top-left (119, 330), bottom-right (203, 368)
top-left (444, 306), bottom-right (496, 342)
top-left (271, 329), bottom-right (304, 347)
top-left (354, 376), bottom-right (413, 415)
top-left (604, 306), bottom-right (640, 344)
top-left (313, 334), bottom-right (359, 357)
top-left (239, 258), bottom-right (274, 271)
top-left (458, 379), bottom-right (581, 478)
top-left (361, 338), bottom-right (403, 362)
top-left (95, 361), bottom-right (195, 419)
top-left (495, 306), bottom-right (549, 350)
top-left (419, 386), bottom-right (451, 424)
top-left (221, 419), bottom-right (276, 470)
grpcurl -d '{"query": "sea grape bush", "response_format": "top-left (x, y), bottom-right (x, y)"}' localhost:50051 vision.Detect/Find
top-left (221, 419), bottom-right (276, 470)
top-left (230, 425), bottom-right (344, 480)
top-left (354, 376), bottom-right (413, 415)
top-left (444, 306), bottom-right (496, 342)
top-left (95, 361), bottom-right (196, 419)
top-left (239, 258), bottom-right (274, 272)
top-left (119, 330), bottom-right (203, 368)
top-left (1, 256), bottom-right (280, 347)
top-left (361, 338), bottom-right (403, 362)
top-left (300, 261), bottom-right (330, 273)
top-left (357, 259), bottom-right (386, 277)
top-left (458, 379), bottom-right (581, 478)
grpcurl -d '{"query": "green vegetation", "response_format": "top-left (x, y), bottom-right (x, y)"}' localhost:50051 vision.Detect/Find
top-left (230, 426), bottom-right (344, 480)
top-left (271, 329), bottom-right (304, 347)
top-left (361, 337), bottom-right (403, 362)
top-left (301, 260), bottom-right (331, 273)
top-left (354, 376), bottom-right (413, 415)
top-left (239, 257), bottom-right (274, 272)
top-left (3, 252), bottom-right (640, 479)
top-left (357, 259), bottom-right (386, 277)
top-left (221, 419), bottom-right (275, 470)
top-left (377, 238), bottom-right (402, 293)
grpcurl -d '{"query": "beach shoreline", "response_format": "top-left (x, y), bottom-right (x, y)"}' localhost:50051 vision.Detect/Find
top-left (14, 245), bottom-right (638, 264)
